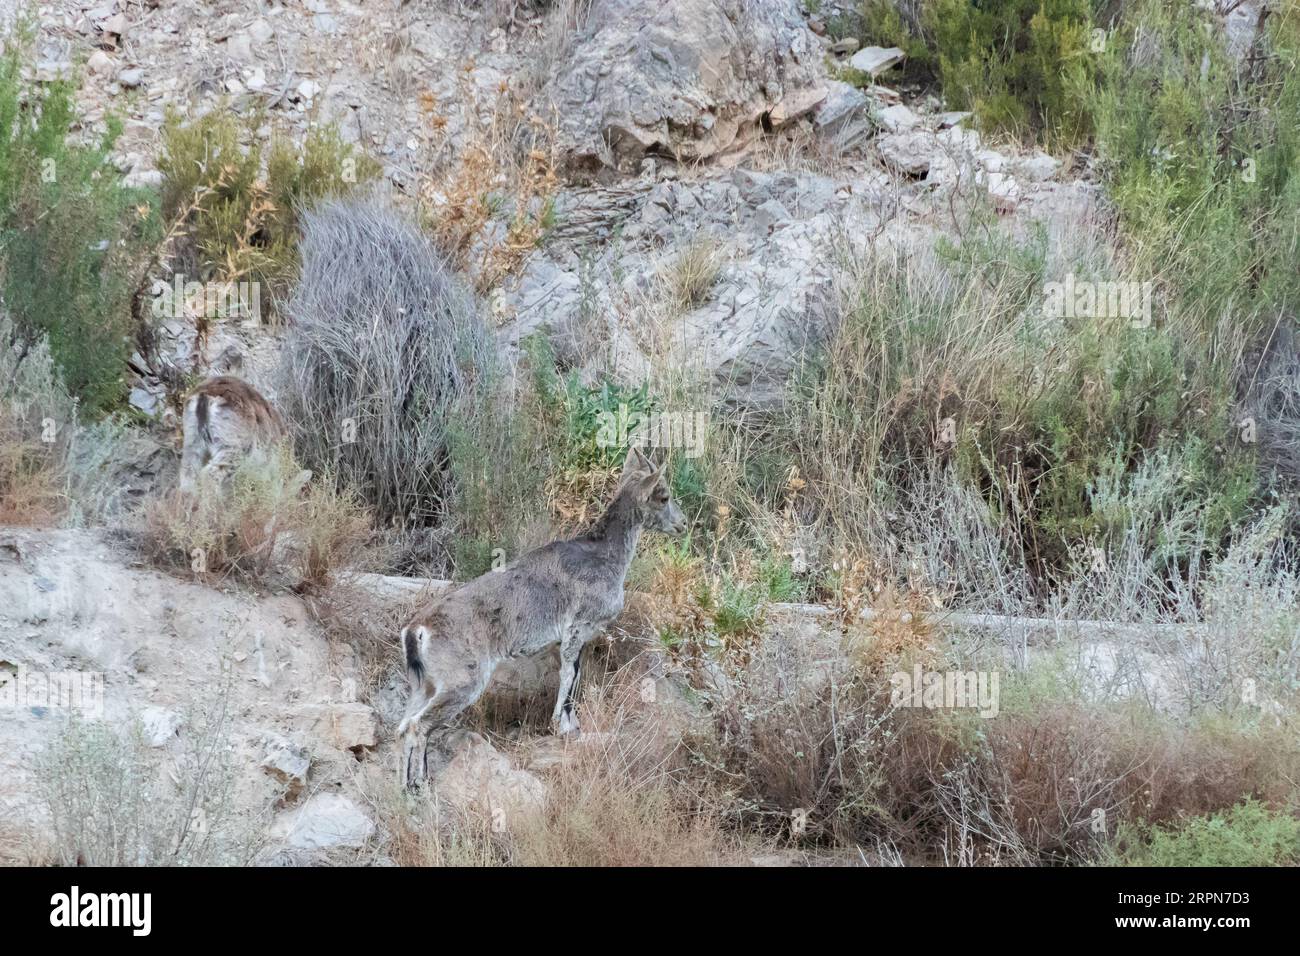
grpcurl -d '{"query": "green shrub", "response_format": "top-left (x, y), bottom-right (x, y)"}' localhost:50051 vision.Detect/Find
top-left (1110, 799), bottom-right (1300, 867)
top-left (860, 0), bottom-right (938, 81)
top-left (0, 24), bottom-right (160, 413)
top-left (758, 553), bottom-right (808, 602)
top-left (1093, 1), bottom-right (1300, 345)
top-left (711, 577), bottom-right (766, 642)
top-left (859, 0), bottom-right (1097, 145)
top-left (158, 109), bottom-right (379, 314)
top-left (784, 215), bottom-right (1256, 592)
top-left (541, 367), bottom-right (657, 475)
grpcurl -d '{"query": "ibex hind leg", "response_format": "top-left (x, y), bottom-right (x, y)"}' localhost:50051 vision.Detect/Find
top-left (399, 683), bottom-right (483, 790)
top-left (398, 683), bottom-right (439, 790)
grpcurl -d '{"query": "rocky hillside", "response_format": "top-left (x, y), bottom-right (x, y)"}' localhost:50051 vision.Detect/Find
top-left (2, 1), bottom-right (1297, 867)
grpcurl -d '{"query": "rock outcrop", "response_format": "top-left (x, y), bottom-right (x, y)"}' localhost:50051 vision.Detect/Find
top-left (542, 0), bottom-right (826, 178)
top-left (0, 528), bottom-right (378, 861)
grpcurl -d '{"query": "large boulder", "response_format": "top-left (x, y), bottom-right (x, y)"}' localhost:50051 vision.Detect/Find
top-left (269, 793), bottom-right (376, 851)
top-left (431, 730), bottom-right (547, 827)
top-left (542, 0), bottom-right (826, 178)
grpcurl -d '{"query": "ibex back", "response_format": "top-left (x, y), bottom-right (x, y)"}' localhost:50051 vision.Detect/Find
top-left (397, 447), bottom-right (687, 787)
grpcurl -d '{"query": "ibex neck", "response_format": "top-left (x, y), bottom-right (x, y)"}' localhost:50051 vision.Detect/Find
top-left (585, 488), bottom-right (643, 572)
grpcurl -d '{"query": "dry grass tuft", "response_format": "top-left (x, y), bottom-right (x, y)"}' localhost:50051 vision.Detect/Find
top-left (375, 667), bottom-right (755, 866)
top-left (0, 407), bottom-right (64, 525)
top-left (543, 465), bottom-right (620, 534)
top-left (141, 444), bottom-right (374, 590)
top-left (305, 575), bottom-right (415, 698)
top-left (1, 312), bottom-right (76, 526)
top-left (420, 75), bottom-right (559, 295)
top-left (658, 237), bottom-right (727, 315)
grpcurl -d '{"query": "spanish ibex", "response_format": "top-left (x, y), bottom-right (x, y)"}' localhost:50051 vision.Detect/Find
top-left (397, 446), bottom-right (687, 787)
top-left (178, 375), bottom-right (289, 494)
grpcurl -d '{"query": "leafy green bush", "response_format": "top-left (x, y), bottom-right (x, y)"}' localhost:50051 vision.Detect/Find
top-left (527, 338), bottom-right (657, 475)
top-left (0, 25), bottom-right (160, 413)
top-left (783, 216), bottom-right (1256, 592)
top-left (158, 109), bottom-right (379, 314)
top-left (1093, 1), bottom-right (1300, 345)
top-left (1110, 799), bottom-right (1300, 867)
top-left (859, 0), bottom-right (1097, 145)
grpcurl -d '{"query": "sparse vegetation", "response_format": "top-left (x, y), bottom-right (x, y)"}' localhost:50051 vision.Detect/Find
top-left (660, 237), bottom-right (726, 313)
top-left (0, 311), bottom-right (74, 525)
top-left (34, 697), bottom-right (263, 866)
top-left (142, 444), bottom-right (373, 590)
top-left (419, 79), bottom-right (559, 293)
top-left (3, 0), bottom-right (1298, 871)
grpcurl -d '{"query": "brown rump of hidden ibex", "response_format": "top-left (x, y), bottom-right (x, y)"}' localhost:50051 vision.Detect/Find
top-left (397, 446), bottom-right (688, 787)
top-left (178, 375), bottom-right (289, 494)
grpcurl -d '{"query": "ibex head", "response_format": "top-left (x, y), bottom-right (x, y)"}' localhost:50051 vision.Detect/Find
top-left (622, 446), bottom-right (688, 535)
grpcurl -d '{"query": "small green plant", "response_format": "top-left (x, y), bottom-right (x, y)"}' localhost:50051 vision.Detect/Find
top-left (758, 552), bottom-right (808, 603)
top-left (526, 333), bottom-right (658, 476)
top-left (1093, 1), bottom-right (1300, 345)
top-left (1109, 799), bottom-right (1300, 867)
top-left (711, 577), bottom-right (766, 643)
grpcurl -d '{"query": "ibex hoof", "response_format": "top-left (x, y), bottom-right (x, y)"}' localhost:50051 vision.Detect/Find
top-left (556, 711), bottom-right (581, 737)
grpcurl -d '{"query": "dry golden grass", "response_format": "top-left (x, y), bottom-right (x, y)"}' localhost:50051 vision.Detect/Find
top-left (0, 411), bottom-right (64, 526)
top-left (659, 237), bottom-right (726, 315)
top-left (543, 464), bottom-right (620, 533)
top-left (375, 667), bottom-right (758, 866)
top-left (419, 73), bottom-right (559, 296)
top-left (505, 680), bottom-right (750, 866)
top-left (846, 579), bottom-right (942, 675)
top-left (141, 444), bottom-right (373, 590)
top-left (305, 574), bottom-right (415, 698)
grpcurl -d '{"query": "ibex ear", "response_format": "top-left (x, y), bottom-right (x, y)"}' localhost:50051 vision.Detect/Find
top-left (624, 445), bottom-right (653, 476)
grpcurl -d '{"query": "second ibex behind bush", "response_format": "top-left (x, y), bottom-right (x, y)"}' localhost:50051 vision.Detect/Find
top-left (397, 447), bottom-right (687, 788)
top-left (179, 375), bottom-right (300, 495)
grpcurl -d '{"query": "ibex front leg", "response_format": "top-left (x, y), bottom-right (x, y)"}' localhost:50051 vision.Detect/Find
top-left (553, 635), bottom-right (585, 737)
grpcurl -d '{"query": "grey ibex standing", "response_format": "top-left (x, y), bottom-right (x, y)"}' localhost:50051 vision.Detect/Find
top-left (397, 446), bottom-right (687, 787)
